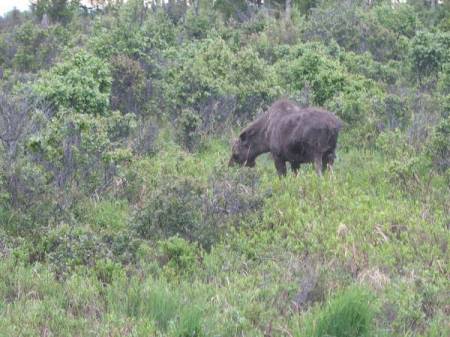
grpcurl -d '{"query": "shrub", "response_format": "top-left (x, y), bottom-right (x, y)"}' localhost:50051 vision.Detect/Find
top-left (133, 168), bottom-right (265, 249)
top-left (383, 94), bottom-right (409, 130)
top-left (28, 224), bottom-right (140, 280)
top-left (276, 45), bottom-right (346, 106)
top-left (158, 236), bottom-right (199, 273)
top-left (163, 37), bottom-right (278, 127)
top-left (426, 116), bottom-right (450, 172)
top-left (10, 21), bottom-right (69, 72)
top-left (305, 2), bottom-right (405, 62)
top-left (373, 3), bottom-right (420, 39)
top-left (33, 50), bottom-right (111, 115)
top-left (133, 177), bottom-right (204, 242)
top-left (27, 109), bottom-right (135, 203)
top-left (176, 108), bottom-right (203, 152)
top-left (409, 31), bottom-right (450, 83)
top-left (110, 54), bottom-right (147, 115)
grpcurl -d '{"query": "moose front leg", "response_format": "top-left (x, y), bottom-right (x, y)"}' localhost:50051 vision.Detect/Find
top-left (314, 155), bottom-right (323, 176)
top-left (291, 162), bottom-right (300, 176)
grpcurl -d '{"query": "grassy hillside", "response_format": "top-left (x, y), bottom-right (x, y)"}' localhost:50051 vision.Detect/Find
top-left (0, 1), bottom-right (449, 336)
top-left (0, 136), bottom-right (448, 336)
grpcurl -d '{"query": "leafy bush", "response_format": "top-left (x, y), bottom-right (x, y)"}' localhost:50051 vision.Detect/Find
top-left (133, 168), bottom-right (265, 249)
top-left (33, 50), bottom-right (111, 115)
top-left (110, 54), bottom-right (147, 115)
top-left (176, 108), bottom-right (203, 152)
top-left (426, 116), bottom-right (450, 172)
top-left (305, 2), bottom-right (406, 61)
top-left (27, 109), bottom-right (135, 200)
top-left (133, 177), bottom-right (204, 242)
top-left (373, 3), bottom-right (420, 39)
top-left (9, 21), bottom-right (70, 72)
top-left (276, 45), bottom-right (346, 106)
top-left (163, 37), bottom-right (278, 126)
top-left (376, 130), bottom-right (432, 191)
top-left (409, 31), bottom-right (450, 82)
top-left (28, 224), bottom-right (140, 280)
top-left (158, 236), bottom-right (199, 273)
top-left (31, 0), bottom-right (79, 25)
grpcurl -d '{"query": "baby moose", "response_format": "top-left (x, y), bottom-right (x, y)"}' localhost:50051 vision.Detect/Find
top-left (229, 99), bottom-right (342, 176)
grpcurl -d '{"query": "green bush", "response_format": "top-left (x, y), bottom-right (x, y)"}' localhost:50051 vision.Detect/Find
top-left (426, 116), bottom-right (450, 172)
top-left (276, 45), bottom-right (346, 106)
top-left (373, 3), bottom-right (420, 39)
top-left (10, 21), bottom-right (70, 72)
top-left (28, 224), bottom-right (140, 280)
top-left (34, 50), bottom-right (111, 115)
top-left (409, 31), bottom-right (450, 82)
top-left (27, 109), bottom-right (135, 198)
top-left (133, 166), bottom-right (265, 249)
top-left (133, 177), bottom-right (204, 242)
top-left (110, 54), bottom-right (147, 115)
top-left (163, 36), bottom-right (278, 125)
top-left (305, 2), bottom-right (406, 62)
top-left (158, 236), bottom-right (199, 273)
top-left (176, 108), bottom-right (203, 152)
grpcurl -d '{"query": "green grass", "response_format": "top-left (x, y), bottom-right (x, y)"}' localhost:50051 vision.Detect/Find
top-left (300, 286), bottom-right (375, 337)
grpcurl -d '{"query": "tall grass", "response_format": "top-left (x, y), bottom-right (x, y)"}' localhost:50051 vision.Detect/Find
top-left (302, 286), bottom-right (375, 337)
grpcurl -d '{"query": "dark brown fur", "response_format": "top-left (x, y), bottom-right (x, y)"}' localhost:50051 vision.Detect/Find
top-left (229, 99), bottom-right (342, 176)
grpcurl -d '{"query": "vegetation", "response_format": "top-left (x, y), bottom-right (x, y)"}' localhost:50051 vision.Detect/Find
top-left (0, 0), bottom-right (449, 336)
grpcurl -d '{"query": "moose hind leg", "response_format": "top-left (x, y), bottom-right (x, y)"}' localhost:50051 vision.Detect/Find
top-left (322, 151), bottom-right (335, 173)
top-left (291, 162), bottom-right (300, 176)
top-left (273, 155), bottom-right (287, 176)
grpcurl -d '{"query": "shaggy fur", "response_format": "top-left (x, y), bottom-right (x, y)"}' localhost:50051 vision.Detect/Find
top-left (229, 99), bottom-right (342, 176)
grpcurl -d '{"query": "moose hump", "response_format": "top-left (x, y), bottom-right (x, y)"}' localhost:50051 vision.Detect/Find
top-left (229, 99), bottom-right (342, 176)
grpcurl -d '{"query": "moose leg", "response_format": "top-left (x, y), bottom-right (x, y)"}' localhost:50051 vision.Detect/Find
top-left (322, 151), bottom-right (336, 173)
top-left (273, 155), bottom-right (287, 176)
top-left (313, 155), bottom-right (323, 176)
top-left (291, 162), bottom-right (300, 176)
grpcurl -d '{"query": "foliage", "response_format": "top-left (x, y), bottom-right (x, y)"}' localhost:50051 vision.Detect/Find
top-left (27, 109), bottom-right (135, 198)
top-left (5, 21), bottom-right (71, 72)
top-left (31, 0), bottom-right (80, 25)
top-left (426, 116), bottom-right (450, 172)
top-left (176, 108), bottom-right (203, 152)
top-left (34, 50), bottom-right (111, 115)
top-left (158, 236), bottom-right (199, 273)
top-left (304, 1), bottom-right (408, 61)
top-left (409, 31), bottom-right (450, 82)
top-left (132, 165), bottom-right (264, 250)
top-left (276, 44), bottom-right (346, 105)
top-left (110, 54), bottom-right (147, 115)
top-left (373, 3), bottom-right (421, 39)
top-left (163, 36), bottom-right (279, 125)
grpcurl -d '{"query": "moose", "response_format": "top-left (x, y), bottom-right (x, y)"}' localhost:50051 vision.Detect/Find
top-left (229, 99), bottom-right (342, 176)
